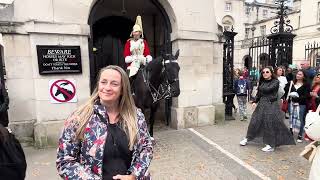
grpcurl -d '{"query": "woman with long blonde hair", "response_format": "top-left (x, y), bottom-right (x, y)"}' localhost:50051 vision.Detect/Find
top-left (56, 65), bottom-right (153, 180)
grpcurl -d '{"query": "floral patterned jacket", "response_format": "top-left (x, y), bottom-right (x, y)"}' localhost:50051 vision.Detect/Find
top-left (56, 102), bottom-right (153, 180)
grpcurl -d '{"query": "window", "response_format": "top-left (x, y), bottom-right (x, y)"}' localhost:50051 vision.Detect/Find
top-left (225, 2), bottom-right (232, 12)
top-left (318, 2), bottom-right (320, 23)
top-left (245, 6), bottom-right (250, 15)
top-left (263, 9), bottom-right (268, 18)
top-left (245, 28), bottom-right (250, 39)
top-left (222, 16), bottom-right (234, 31)
top-left (260, 25), bottom-right (266, 36)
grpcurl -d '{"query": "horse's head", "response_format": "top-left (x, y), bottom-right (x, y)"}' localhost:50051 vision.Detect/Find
top-left (162, 49), bottom-right (180, 97)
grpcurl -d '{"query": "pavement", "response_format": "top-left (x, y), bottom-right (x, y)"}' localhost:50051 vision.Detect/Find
top-left (23, 104), bottom-right (312, 180)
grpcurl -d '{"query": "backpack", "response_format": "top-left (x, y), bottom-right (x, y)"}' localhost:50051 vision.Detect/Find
top-left (0, 127), bottom-right (27, 180)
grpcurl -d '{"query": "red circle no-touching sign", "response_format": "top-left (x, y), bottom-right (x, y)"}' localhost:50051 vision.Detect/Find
top-left (50, 79), bottom-right (76, 103)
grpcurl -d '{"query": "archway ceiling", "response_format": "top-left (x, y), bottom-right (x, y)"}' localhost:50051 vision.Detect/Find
top-left (94, 0), bottom-right (158, 17)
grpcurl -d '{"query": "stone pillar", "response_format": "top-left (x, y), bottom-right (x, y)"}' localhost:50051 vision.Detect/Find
top-left (166, 0), bottom-right (225, 129)
top-left (170, 39), bottom-right (225, 129)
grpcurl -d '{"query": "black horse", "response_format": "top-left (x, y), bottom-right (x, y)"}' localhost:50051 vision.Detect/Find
top-left (132, 50), bottom-right (180, 137)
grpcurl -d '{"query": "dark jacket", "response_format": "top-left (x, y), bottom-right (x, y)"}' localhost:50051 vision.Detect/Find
top-left (305, 68), bottom-right (316, 85)
top-left (286, 73), bottom-right (294, 82)
top-left (283, 82), bottom-right (310, 106)
top-left (56, 102), bottom-right (153, 179)
top-left (254, 79), bottom-right (279, 103)
top-left (233, 77), bottom-right (250, 96)
top-left (0, 126), bottom-right (27, 180)
top-left (0, 85), bottom-right (9, 127)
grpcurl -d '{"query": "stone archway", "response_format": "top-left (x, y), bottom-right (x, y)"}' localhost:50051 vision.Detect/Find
top-left (88, 0), bottom-right (173, 91)
top-left (259, 53), bottom-right (270, 67)
top-left (87, 0), bottom-right (176, 129)
top-left (242, 55), bottom-right (252, 69)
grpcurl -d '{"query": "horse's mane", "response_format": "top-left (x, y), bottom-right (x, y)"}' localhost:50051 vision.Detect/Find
top-left (146, 56), bottom-right (163, 72)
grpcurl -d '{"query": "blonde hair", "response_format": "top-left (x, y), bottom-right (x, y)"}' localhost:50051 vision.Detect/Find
top-left (75, 65), bottom-right (138, 150)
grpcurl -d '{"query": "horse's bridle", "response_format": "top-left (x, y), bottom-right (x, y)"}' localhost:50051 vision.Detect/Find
top-left (144, 59), bottom-right (179, 103)
top-left (163, 59), bottom-right (179, 83)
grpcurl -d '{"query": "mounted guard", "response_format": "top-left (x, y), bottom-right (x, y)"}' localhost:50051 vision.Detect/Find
top-left (124, 15), bottom-right (152, 85)
top-left (123, 16), bottom-right (181, 137)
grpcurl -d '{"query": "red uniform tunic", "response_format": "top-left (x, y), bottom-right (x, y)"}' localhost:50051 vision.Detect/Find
top-left (123, 38), bottom-right (152, 68)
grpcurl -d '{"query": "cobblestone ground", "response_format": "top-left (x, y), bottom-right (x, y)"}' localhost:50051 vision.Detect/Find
top-left (24, 106), bottom-right (312, 180)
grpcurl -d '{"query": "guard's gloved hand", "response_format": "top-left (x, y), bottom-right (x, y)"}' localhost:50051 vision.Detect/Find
top-left (146, 55), bottom-right (152, 63)
top-left (125, 56), bottom-right (133, 63)
top-left (138, 55), bottom-right (147, 65)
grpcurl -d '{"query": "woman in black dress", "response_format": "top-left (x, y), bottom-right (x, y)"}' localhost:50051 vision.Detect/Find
top-left (240, 67), bottom-right (295, 152)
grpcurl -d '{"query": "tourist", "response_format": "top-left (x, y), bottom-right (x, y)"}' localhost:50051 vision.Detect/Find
top-left (234, 71), bottom-right (250, 121)
top-left (240, 67), bottom-right (295, 152)
top-left (56, 65), bottom-right (153, 179)
top-left (284, 70), bottom-right (310, 143)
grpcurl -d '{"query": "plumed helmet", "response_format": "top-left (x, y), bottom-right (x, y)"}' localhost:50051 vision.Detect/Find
top-left (130, 15), bottom-right (144, 38)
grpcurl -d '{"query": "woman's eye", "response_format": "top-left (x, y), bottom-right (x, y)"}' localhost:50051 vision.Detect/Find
top-left (111, 82), bottom-right (119, 86)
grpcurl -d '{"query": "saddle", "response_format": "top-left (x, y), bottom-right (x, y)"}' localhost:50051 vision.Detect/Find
top-left (130, 66), bottom-right (150, 95)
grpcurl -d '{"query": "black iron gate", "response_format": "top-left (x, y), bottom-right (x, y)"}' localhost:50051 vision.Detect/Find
top-left (223, 29), bottom-right (237, 120)
top-left (305, 42), bottom-right (320, 67)
top-left (248, 37), bottom-right (270, 83)
top-left (247, 0), bottom-right (295, 83)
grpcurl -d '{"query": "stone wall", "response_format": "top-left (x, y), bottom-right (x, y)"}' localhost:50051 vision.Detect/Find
top-left (0, 0), bottom-right (225, 147)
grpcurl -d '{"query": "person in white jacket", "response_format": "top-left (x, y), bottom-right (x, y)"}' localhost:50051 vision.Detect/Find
top-left (303, 109), bottom-right (320, 180)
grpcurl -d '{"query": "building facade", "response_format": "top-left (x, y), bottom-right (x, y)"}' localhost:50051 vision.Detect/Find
top-left (0, 0), bottom-right (226, 147)
top-left (231, 0), bottom-right (320, 69)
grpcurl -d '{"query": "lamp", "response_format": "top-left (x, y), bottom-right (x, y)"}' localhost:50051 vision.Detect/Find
top-left (121, 0), bottom-right (127, 15)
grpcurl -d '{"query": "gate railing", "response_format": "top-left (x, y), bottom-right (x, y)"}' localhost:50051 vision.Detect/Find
top-left (305, 42), bottom-right (320, 67)
top-left (248, 37), bottom-right (270, 84)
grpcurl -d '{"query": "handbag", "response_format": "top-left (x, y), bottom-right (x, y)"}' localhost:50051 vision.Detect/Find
top-left (300, 141), bottom-right (319, 163)
top-left (281, 81), bottom-right (293, 112)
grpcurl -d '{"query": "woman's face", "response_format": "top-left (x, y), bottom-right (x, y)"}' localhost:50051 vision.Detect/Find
top-left (98, 69), bottom-right (122, 105)
top-left (296, 71), bottom-right (305, 81)
top-left (276, 68), bottom-right (283, 76)
top-left (315, 74), bottom-right (320, 84)
top-left (132, 31), bottom-right (141, 40)
top-left (262, 68), bottom-right (272, 80)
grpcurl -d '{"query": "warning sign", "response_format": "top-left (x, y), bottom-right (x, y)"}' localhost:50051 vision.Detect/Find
top-left (49, 79), bottom-right (77, 103)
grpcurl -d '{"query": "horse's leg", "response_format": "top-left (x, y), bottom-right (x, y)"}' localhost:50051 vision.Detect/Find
top-left (165, 98), bottom-right (172, 126)
top-left (149, 104), bottom-right (159, 137)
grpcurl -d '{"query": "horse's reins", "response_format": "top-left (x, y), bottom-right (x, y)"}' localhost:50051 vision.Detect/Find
top-left (143, 59), bottom-right (178, 103)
